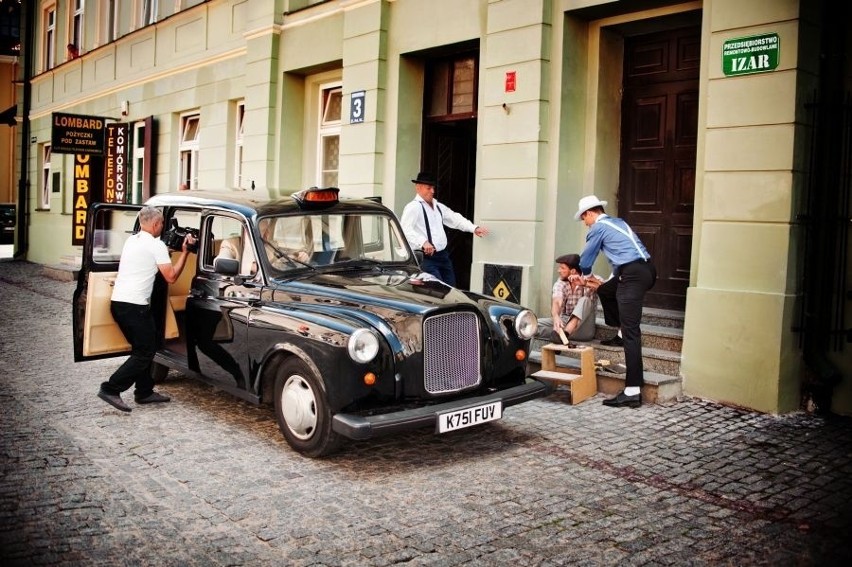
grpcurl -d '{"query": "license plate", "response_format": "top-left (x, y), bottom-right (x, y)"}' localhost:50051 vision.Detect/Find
top-left (437, 401), bottom-right (502, 433)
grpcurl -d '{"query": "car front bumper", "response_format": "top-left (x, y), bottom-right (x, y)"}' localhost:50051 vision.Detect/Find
top-left (331, 378), bottom-right (551, 440)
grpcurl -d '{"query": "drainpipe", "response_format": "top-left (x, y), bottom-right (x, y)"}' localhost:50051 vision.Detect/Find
top-left (13, 0), bottom-right (32, 259)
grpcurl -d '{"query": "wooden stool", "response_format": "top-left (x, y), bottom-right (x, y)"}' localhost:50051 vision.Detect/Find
top-left (531, 343), bottom-right (597, 405)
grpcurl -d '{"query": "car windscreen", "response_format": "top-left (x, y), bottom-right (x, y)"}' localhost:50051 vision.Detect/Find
top-left (256, 211), bottom-right (412, 276)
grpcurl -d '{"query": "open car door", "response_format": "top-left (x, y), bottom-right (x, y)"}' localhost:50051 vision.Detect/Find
top-left (72, 203), bottom-right (142, 362)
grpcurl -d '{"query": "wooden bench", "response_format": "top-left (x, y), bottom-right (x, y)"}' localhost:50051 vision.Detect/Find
top-left (530, 343), bottom-right (597, 405)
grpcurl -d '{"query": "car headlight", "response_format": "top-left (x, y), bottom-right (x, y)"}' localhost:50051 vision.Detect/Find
top-left (347, 329), bottom-right (380, 363)
top-left (513, 309), bottom-right (538, 340)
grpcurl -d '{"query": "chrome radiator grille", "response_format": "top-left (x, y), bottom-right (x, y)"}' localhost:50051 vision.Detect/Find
top-left (423, 312), bottom-right (481, 394)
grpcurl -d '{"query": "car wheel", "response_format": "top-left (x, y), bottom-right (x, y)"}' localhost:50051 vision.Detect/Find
top-left (151, 362), bottom-right (169, 384)
top-left (274, 358), bottom-right (340, 457)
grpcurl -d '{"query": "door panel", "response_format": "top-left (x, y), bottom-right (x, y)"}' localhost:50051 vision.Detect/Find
top-left (83, 271), bottom-right (130, 356)
top-left (73, 204), bottom-right (141, 362)
top-left (620, 27), bottom-right (700, 309)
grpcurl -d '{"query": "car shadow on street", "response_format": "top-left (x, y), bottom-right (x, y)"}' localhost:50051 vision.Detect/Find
top-left (159, 372), bottom-right (546, 470)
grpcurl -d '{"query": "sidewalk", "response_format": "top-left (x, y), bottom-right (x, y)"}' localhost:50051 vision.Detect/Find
top-left (1, 259), bottom-right (851, 566)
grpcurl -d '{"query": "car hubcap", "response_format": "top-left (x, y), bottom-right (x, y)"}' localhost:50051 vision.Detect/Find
top-left (281, 374), bottom-right (317, 440)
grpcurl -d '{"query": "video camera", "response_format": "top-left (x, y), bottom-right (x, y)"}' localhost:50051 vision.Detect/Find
top-left (162, 218), bottom-right (199, 253)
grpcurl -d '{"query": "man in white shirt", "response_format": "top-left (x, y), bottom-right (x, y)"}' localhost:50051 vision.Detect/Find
top-left (400, 172), bottom-right (488, 287)
top-left (97, 206), bottom-right (196, 412)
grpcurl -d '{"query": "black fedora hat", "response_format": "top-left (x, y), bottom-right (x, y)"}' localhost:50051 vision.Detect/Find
top-left (411, 172), bottom-right (437, 187)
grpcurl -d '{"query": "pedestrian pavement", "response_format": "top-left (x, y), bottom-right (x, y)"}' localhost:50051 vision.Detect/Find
top-left (1, 259), bottom-right (850, 566)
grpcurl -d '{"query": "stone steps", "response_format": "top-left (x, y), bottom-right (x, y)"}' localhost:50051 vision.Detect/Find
top-left (529, 306), bottom-right (685, 405)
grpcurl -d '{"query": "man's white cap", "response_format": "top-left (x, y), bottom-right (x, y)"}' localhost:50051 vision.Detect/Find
top-left (574, 195), bottom-right (608, 220)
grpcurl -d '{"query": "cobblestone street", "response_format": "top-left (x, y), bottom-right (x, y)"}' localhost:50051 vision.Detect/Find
top-left (1, 259), bottom-right (851, 566)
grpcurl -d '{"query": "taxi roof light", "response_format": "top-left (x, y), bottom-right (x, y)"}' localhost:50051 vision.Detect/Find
top-left (294, 187), bottom-right (340, 207)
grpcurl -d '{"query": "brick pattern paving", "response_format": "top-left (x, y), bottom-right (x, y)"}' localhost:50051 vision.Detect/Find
top-left (1, 260), bottom-right (850, 566)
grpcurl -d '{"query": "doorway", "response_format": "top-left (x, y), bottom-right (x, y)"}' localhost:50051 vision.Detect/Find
top-left (420, 52), bottom-right (478, 290)
top-left (619, 26), bottom-right (700, 309)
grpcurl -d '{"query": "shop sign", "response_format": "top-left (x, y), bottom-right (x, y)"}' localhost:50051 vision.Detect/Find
top-left (104, 123), bottom-right (129, 204)
top-left (51, 112), bottom-right (106, 155)
top-left (722, 33), bottom-right (779, 77)
top-left (72, 154), bottom-right (103, 245)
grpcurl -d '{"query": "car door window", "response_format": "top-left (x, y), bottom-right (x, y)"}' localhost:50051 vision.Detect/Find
top-left (91, 208), bottom-right (139, 264)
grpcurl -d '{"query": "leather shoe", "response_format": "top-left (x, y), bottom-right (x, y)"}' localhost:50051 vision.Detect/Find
top-left (135, 391), bottom-right (171, 404)
top-left (600, 335), bottom-right (624, 347)
top-left (602, 391), bottom-right (641, 408)
top-left (98, 389), bottom-right (132, 412)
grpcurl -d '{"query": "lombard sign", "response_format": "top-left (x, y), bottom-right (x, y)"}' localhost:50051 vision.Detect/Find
top-left (51, 112), bottom-right (106, 155)
top-left (723, 33), bottom-right (780, 77)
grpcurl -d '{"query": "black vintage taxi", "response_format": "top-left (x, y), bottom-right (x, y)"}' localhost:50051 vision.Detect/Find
top-left (73, 188), bottom-right (548, 457)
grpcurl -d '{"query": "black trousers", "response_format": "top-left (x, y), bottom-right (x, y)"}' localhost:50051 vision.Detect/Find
top-left (597, 260), bottom-right (657, 388)
top-left (100, 301), bottom-right (157, 399)
top-left (421, 249), bottom-right (456, 287)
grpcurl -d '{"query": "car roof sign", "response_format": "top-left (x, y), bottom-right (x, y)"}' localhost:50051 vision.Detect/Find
top-left (293, 187), bottom-right (340, 208)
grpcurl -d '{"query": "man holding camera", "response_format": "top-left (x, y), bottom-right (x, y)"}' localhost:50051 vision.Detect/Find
top-left (97, 206), bottom-right (196, 412)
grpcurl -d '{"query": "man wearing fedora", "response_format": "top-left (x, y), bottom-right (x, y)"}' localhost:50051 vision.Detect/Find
top-left (400, 172), bottom-right (488, 287)
top-left (576, 195), bottom-right (656, 408)
top-left (537, 253), bottom-right (604, 343)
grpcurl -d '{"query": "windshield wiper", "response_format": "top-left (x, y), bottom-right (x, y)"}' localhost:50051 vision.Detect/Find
top-left (331, 258), bottom-right (386, 270)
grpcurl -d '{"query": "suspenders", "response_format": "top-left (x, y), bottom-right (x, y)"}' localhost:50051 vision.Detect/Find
top-left (597, 219), bottom-right (649, 261)
top-left (419, 202), bottom-right (443, 247)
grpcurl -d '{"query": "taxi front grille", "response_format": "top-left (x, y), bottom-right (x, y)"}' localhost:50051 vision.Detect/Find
top-left (423, 312), bottom-right (481, 394)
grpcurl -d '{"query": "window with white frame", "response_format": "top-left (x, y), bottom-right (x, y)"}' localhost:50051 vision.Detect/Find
top-left (318, 84), bottom-right (341, 188)
top-left (234, 101), bottom-right (245, 189)
top-left (69, 0), bottom-right (84, 55)
top-left (132, 121), bottom-right (146, 203)
top-left (98, 0), bottom-right (118, 45)
top-left (179, 113), bottom-right (200, 190)
top-left (135, 0), bottom-right (158, 28)
top-left (43, 4), bottom-right (56, 70)
top-left (40, 144), bottom-right (51, 209)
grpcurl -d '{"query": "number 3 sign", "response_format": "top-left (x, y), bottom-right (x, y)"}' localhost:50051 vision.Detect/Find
top-left (350, 91), bottom-right (366, 124)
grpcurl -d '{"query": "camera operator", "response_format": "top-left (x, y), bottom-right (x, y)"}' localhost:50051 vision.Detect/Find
top-left (97, 206), bottom-right (197, 412)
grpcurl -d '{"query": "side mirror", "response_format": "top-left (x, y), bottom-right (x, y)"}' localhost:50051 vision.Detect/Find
top-left (213, 256), bottom-right (240, 276)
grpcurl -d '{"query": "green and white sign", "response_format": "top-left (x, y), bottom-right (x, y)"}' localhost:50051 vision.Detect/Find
top-left (722, 33), bottom-right (779, 76)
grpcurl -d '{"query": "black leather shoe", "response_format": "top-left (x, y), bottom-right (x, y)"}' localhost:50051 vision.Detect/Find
top-left (135, 391), bottom-right (171, 404)
top-left (602, 391), bottom-right (641, 408)
top-left (98, 389), bottom-right (132, 412)
top-left (600, 335), bottom-right (624, 347)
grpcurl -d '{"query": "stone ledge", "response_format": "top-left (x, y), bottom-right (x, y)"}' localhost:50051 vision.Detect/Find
top-left (42, 264), bottom-right (79, 282)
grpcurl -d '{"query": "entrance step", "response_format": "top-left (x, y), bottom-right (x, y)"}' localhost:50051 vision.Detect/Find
top-left (527, 349), bottom-right (681, 405)
top-left (529, 307), bottom-right (685, 405)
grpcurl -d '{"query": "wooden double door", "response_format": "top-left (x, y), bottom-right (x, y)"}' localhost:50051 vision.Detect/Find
top-left (619, 27), bottom-right (700, 310)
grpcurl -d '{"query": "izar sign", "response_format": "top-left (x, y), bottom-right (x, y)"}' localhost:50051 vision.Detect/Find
top-left (723, 33), bottom-right (779, 77)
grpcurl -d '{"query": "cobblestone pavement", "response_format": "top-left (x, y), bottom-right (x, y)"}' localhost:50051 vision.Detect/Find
top-left (1, 259), bottom-right (851, 566)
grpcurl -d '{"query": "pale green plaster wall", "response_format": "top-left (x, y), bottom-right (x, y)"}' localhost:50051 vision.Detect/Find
top-left (681, 0), bottom-right (805, 413)
top-left (474, 0), bottom-right (552, 304)
top-left (25, 0), bottom-right (251, 265)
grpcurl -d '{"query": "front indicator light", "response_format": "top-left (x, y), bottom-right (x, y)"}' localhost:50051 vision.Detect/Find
top-left (515, 350), bottom-right (526, 361)
top-left (363, 372), bottom-right (377, 386)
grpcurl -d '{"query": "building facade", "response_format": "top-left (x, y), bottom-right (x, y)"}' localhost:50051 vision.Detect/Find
top-left (10, 0), bottom-right (851, 414)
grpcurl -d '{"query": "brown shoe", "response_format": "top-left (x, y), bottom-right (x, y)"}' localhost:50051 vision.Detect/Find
top-left (98, 389), bottom-right (132, 412)
top-left (135, 391), bottom-right (171, 404)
